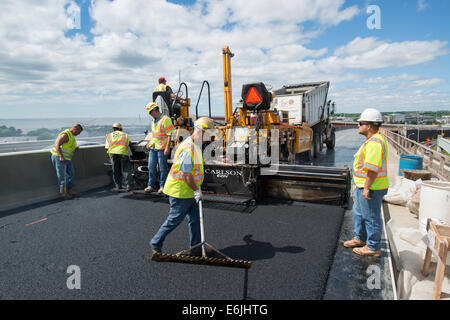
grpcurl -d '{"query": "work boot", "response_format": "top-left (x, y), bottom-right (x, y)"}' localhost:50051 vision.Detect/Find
top-left (151, 248), bottom-right (162, 258)
top-left (343, 237), bottom-right (366, 248)
top-left (144, 186), bottom-right (154, 193)
top-left (68, 187), bottom-right (81, 197)
top-left (59, 191), bottom-right (72, 199)
top-left (112, 184), bottom-right (122, 192)
top-left (353, 245), bottom-right (381, 257)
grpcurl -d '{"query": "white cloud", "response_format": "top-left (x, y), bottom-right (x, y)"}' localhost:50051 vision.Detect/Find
top-left (364, 74), bottom-right (421, 84)
top-left (418, 0), bottom-right (428, 12)
top-left (330, 84), bottom-right (450, 113)
top-left (334, 37), bottom-right (448, 70)
top-left (0, 0), bottom-right (448, 118)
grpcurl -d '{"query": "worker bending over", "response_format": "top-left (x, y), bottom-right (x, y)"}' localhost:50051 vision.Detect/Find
top-left (344, 108), bottom-right (389, 257)
top-left (150, 117), bottom-right (215, 255)
top-left (145, 102), bottom-right (176, 194)
top-left (105, 122), bottom-right (134, 192)
top-left (50, 124), bottom-right (83, 199)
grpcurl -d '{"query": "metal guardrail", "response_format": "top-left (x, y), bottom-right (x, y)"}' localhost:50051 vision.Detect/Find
top-left (382, 129), bottom-right (449, 181)
top-left (438, 137), bottom-right (450, 154)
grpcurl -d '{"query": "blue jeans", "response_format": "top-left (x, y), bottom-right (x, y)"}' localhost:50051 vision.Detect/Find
top-left (151, 197), bottom-right (201, 252)
top-left (147, 149), bottom-right (168, 189)
top-left (51, 155), bottom-right (75, 192)
top-left (353, 187), bottom-right (388, 251)
top-left (110, 154), bottom-right (133, 187)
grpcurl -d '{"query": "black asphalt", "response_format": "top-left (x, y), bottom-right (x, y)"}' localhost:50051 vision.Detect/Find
top-left (0, 189), bottom-right (344, 300)
top-left (0, 129), bottom-right (394, 300)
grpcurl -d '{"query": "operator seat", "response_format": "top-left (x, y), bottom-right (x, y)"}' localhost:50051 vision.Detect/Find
top-left (153, 91), bottom-right (171, 117)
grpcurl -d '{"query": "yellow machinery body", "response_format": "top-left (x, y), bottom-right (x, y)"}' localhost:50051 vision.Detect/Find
top-left (217, 46), bottom-right (313, 163)
top-left (131, 46), bottom-right (350, 206)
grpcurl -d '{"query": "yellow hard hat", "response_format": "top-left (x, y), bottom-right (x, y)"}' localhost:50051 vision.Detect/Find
top-left (146, 102), bottom-right (158, 114)
top-left (194, 117), bottom-right (215, 131)
top-left (112, 122), bottom-right (123, 130)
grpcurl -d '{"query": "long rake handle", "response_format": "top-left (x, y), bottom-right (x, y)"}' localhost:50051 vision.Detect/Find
top-left (198, 197), bottom-right (206, 258)
top-left (155, 194), bottom-right (253, 269)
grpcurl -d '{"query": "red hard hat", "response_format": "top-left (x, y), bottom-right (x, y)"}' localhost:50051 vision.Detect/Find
top-left (158, 77), bottom-right (166, 83)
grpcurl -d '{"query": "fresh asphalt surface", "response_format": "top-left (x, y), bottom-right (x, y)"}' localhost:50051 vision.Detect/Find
top-left (0, 189), bottom-right (344, 299)
top-left (0, 129), bottom-right (392, 300)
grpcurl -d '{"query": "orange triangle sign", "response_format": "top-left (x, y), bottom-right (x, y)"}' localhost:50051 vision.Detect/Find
top-left (245, 87), bottom-right (262, 104)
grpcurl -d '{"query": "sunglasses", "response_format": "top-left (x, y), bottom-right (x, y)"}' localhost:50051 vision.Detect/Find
top-left (358, 122), bottom-right (371, 126)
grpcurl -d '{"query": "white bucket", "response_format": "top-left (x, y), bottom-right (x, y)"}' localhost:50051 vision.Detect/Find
top-left (418, 181), bottom-right (450, 231)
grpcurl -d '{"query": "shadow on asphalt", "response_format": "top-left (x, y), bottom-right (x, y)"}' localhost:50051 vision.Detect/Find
top-left (214, 234), bottom-right (305, 261)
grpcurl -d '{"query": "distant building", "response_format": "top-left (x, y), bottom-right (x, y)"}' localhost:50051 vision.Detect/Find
top-left (421, 116), bottom-right (436, 124)
top-left (440, 116), bottom-right (450, 125)
top-left (387, 113), bottom-right (406, 123)
top-left (405, 114), bottom-right (418, 123)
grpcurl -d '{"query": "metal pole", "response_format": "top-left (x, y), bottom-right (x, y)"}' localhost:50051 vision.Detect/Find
top-left (198, 197), bottom-right (206, 258)
top-left (417, 112), bottom-right (419, 142)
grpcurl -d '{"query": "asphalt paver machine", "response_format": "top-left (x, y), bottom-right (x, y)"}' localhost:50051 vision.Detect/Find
top-left (129, 46), bottom-right (351, 206)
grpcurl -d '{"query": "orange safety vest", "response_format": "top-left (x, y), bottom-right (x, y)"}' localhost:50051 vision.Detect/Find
top-left (148, 115), bottom-right (175, 150)
top-left (105, 131), bottom-right (129, 155)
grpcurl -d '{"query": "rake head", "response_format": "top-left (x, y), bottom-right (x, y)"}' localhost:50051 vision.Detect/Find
top-left (152, 251), bottom-right (252, 269)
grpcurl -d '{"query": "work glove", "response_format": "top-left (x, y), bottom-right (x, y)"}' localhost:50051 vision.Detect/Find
top-left (194, 189), bottom-right (202, 203)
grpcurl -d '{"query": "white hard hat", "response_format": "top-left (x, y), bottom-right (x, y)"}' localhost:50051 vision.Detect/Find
top-left (194, 117), bottom-right (215, 131)
top-left (357, 108), bottom-right (383, 123)
top-left (112, 122), bottom-right (123, 130)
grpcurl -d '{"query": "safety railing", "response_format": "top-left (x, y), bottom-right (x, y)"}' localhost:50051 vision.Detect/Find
top-left (195, 80), bottom-right (212, 119)
top-left (382, 129), bottom-right (449, 181)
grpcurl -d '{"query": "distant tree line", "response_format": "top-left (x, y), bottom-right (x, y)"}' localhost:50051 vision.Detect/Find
top-left (0, 125), bottom-right (22, 137)
top-left (334, 110), bottom-right (450, 117)
top-left (0, 125), bottom-right (148, 140)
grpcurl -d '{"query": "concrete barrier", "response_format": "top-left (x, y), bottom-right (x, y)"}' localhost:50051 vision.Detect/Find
top-left (0, 146), bottom-right (111, 212)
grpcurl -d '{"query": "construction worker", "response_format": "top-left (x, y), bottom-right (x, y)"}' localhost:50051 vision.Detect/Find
top-left (150, 117), bottom-right (215, 255)
top-left (50, 124), bottom-right (83, 198)
top-left (105, 122), bottom-right (134, 192)
top-left (145, 102), bottom-right (176, 193)
top-left (153, 77), bottom-right (184, 118)
top-left (344, 108), bottom-right (389, 257)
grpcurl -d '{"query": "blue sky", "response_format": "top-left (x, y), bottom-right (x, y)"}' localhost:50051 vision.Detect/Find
top-left (0, 0), bottom-right (449, 119)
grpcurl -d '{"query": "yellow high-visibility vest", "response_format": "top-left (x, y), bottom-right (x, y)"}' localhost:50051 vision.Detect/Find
top-left (50, 129), bottom-right (77, 160)
top-left (154, 84), bottom-right (167, 92)
top-left (148, 115), bottom-right (175, 150)
top-left (163, 137), bottom-right (204, 199)
top-left (105, 131), bottom-right (129, 156)
top-left (353, 131), bottom-right (389, 190)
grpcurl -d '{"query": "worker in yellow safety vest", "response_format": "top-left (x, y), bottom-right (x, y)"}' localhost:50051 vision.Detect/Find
top-left (144, 102), bottom-right (176, 194)
top-left (50, 124), bottom-right (83, 199)
top-left (105, 122), bottom-right (134, 192)
top-left (150, 117), bottom-right (215, 255)
top-left (153, 76), bottom-right (185, 118)
top-left (344, 108), bottom-right (389, 257)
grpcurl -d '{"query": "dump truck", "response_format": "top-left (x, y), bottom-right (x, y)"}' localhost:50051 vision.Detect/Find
top-left (272, 81), bottom-right (336, 159)
top-left (127, 46), bottom-right (350, 206)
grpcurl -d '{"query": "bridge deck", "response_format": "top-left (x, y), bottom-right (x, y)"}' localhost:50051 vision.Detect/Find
top-left (0, 187), bottom-right (392, 300)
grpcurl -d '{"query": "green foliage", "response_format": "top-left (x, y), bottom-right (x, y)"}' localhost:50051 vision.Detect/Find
top-left (0, 125), bottom-right (22, 137)
top-left (83, 126), bottom-right (110, 137)
top-left (36, 132), bottom-right (54, 140)
top-left (26, 128), bottom-right (57, 137)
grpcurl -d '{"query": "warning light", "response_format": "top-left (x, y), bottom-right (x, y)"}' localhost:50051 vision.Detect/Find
top-left (245, 87), bottom-right (262, 105)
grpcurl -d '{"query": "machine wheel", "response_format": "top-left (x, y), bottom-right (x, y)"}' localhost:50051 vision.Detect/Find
top-left (309, 132), bottom-right (320, 159)
top-left (326, 129), bottom-right (336, 150)
top-left (319, 131), bottom-right (324, 151)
